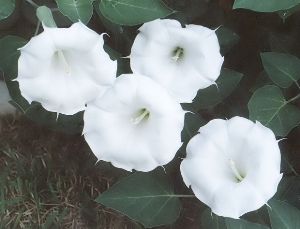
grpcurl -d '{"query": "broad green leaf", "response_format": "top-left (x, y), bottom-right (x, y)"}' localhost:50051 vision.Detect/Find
top-left (281, 153), bottom-right (298, 175)
top-left (56, 0), bottom-right (94, 24)
top-left (278, 4), bottom-right (300, 21)
top-left (216, 27), bottom-right (240, 55)
top-left (25, 104), bottom-right (84, 134)
top-left (268, 200), bottom-right (300, 229)
top-left (225, 218), bottom-right (270, 229)
top-left (201, 209), bottom-right (269, 229)
top-left (96, 172), bottom-right (181, 228)
top-left (201, 209), bottom-right (226, 229)
top-left (261, 52), bottom-right (300, 88)
top-left (36, 6), bottom-right (57, 28)
top-left (99, 0), bottom-right (174, 26)
top-left (192, 69), bottom-right (243, 109)
top-left (275, 177), bottom-right (300, 209)
top-left (103, 44), bottom-right (121, 60)
top-left (95, 3), bottom-right (124, 33)
top-left (0, 36), bottom-right (26, 78)
top-left (233, 0), bottom-right (300, 12)
top-left (181, 112), bottom-right (205, 143)
top-left (0, 0), bottom-right (15, 20)
top-left (248, 85), bottom-right (300, 136)
top-left (103, 45), bottom-right (132, 76)
top-left (0, 36), bottom-right (30, 113)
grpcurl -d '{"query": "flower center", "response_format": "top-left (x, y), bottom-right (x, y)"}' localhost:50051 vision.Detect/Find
top-left (229, 159), bottom-right (244, 183)
top-left (172, 47), bottom-right (184, 62)
top-left (131, 108), bottom-right (150, 125)
top-left (54, 50), bottom-right (71, 74)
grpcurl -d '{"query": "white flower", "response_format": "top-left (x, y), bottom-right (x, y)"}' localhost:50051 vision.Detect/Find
top-left (0, 81), bottom-right (16, 115)
top-left (130, 19), bottom-right (224, 103)
top-left (180, 117), bottom-right (282, 219)
top-left (83, 74), bottom-right (185, 172)
top-left (16, 22), bottom-right (117, 115)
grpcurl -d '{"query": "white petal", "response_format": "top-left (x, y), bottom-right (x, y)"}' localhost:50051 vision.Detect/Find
top-left (211, 181), bottom-right (266, 218)
top-left (130, 19), bottom-right (224, 103)
top-left (84, 74), bottom-right (185, 172)
top-left (17, 22), bottom-right (117, 115)
top-left (180, 116), bottom-right (282, 218)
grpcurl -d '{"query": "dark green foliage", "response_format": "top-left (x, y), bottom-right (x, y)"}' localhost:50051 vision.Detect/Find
top-left (0, 0), bottom-right (300, 228)
top-left (96, 171), bottom-right (182, 227)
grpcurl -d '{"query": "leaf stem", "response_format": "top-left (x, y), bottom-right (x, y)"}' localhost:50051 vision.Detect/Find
top-left (287, 93), bottom-right (300, 104)
top-left (295, 81), bottom-right (300, 91)
top-left (174, 195), bottom-right (195, 198)
top-left (34, 20), bottom-right (41, 36)
top-left (25, 0), bottom-right (39, 8)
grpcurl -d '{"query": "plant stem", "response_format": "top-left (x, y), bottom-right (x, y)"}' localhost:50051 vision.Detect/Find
top-left (287, 93), bottom-right (300, 104)
top-left (25, 0), bottom-right (39, 8)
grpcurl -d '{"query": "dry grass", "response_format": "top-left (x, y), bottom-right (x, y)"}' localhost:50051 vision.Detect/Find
top-left (0, 115), bottom-right (203, 228)
top-left (0, 115), bottom-right (143, 228)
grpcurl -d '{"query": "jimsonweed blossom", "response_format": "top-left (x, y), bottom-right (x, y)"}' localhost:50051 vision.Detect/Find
top-left (0, 81), bottom-right (16, 115)
top-left (16, 22), bottom-right (117, 115)
top-left (83, 73), bottom-right (185, 172)
top-left (130, 19), bottom-right (224, 103)
top-left (180, 117), bottom-right (282, 219)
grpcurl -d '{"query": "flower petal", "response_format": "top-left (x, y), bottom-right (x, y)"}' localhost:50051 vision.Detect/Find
top-left (130, 19), bottom-right (224, 103)
top-left (180, 116), bottom-right (282, 218)
top-left (17, 22), bottom-right (117, 115)
top-left (84, 74), bottom-right (185, 172)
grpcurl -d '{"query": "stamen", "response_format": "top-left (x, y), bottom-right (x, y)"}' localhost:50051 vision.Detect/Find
top-left (229, 159), bottom-right (244, 182)
top-left (172, 47), bottom-right (184, 62)
top-left (56, 50), bottom-right (71, 74)
top-left (131, 108), bottom-right (150, 125)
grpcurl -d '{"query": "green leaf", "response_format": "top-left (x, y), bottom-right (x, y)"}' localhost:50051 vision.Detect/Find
top-left (25, 104), bottom-right (84, 134)
top-left (201, 209), bottom-right (269, 229)
top-left (201, 209), bottom-right (226, 229)
top-left (36, 6), bottom-right (57, 28)
top-left (192, 69), bottom-right (243, 109)
top-left (216, 27), bottom-right (240, 55)
top-left (225, 218), bottom-right (270, 229)
top-left (248, 85), bottom-right (300, 136)
top-left (275, 177), bottom-right (300, 209)
top-left (55, 0), bottom-right (94, 24)
top-left (261, 52), bottom-right (300, 88)
top-left (99, 0), bottom-right (174, 26)
top-left (0, 0), bottom-right (15, 21)
top-left (96, 5), bottom-right (122, 33)
top-left (233, 0), bottom-right (300, 12)
top-left (268, 200), bottom-right (300, 229)
top-left (96, 171), bottom-right (181, 228)
top-left (0, 35), bottom-right (26, 77)
top-left (278, 4), bottom-right (300, 21)
top-left (0, 35), bottom-right (30, 111)
top-left (181, 112), bottom-right (205, 143)
top-left (103, 45), bottom-right (132, 76)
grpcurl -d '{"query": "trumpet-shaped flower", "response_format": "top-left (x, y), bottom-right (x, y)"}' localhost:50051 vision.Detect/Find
top-left (0, 81), bottom-right (16, 115)
top-left (130, 19), bottom-right (224, 103)
top-left (16, 22), bottom-right (117, 115)
top-left (180, 117), bottom-right (282, 219)
top-left (83, 74), bottom-right (185, 172)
